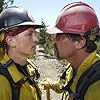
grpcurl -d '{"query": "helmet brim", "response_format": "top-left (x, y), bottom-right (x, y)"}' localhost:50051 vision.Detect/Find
top-left (46, 26), bottom-right (63, 34)
top-left (14, 22), bottom-right (44, 29)
top-left (46, 26), bottom-right (87, 35)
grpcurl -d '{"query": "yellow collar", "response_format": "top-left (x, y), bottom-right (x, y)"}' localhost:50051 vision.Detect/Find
top-left (71, 51), bottom-right (100, 91)
top-left (78, 51), bottom-right (98, 73)
top-left (0, 53), bottom-right (26, 83)
top-left (8, 63), bottom-right (26, 83)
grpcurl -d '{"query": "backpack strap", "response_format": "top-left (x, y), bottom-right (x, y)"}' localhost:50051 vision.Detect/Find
top-left (21, 65), bottom-right (41, 100)
top-left (0, 59), bottom-right (26, 100)
top-left (73, 60), bottom-right (100, 100)
top-left (60, 64), bottom-right (71, 80)
top-left (27, 59), bottom-right (41, 100)
top-left (27, 59), bottom-right (40, 80)
top-left (61, 67), bottom-right (77, 100)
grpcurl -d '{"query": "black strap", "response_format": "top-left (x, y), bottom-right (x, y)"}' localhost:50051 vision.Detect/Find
top-left (61, 60), bottom-right (100, 100)
top-left (74, 60), bottom-right (100, 100)
top-left (60, 65), bottom-right (71, 80)
top-left (26, 60), bottom-right (41, 100)
top-left (27, 60), bottom-right (40, 80)
top-left (61, 67), bottom-right (77, 100)
top-left (21, 67), bottom-right (41, 100)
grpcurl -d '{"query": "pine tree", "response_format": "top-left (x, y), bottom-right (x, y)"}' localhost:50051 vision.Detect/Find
top-left (38, 19), bottom-right (54, 55)
top-left (0, 0), bottom-right (14, 13)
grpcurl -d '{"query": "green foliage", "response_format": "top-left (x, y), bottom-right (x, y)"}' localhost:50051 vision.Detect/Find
top-left (38, 19), bottom-right (54, 55)
top-left (0, 0), bottom-right (4, 12)
top-left (96, 40), bottom-right (100, 55)
top-left (0, 0), bottom-right (14, 13)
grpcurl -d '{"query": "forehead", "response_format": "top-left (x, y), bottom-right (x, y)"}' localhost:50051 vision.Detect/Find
top-left (23, 27), bottom-right (36, 33)
top-left (26, 27), bottom-right (36, 31)
top-left (16, 27), bottom-right (36, 37)
top-left (54, 33), bottom-right (67, 37)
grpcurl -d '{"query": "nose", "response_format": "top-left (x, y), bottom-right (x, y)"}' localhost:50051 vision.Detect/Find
top-left (32, 33), bottom-right (39, 44)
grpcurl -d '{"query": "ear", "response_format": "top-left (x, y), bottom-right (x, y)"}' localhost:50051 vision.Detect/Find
top-left (74, 39), bottom-right (86, 50)
top-left (5, 36), bottom-right (16, 47)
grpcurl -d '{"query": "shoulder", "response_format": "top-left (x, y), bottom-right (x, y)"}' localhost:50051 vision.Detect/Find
top-left (0, 74), bottom-right (12, 98)
top-left (0, 74), bottom-right (10, 87)
top-left (0, 86), bottom-right (11, 100)
top-left (85, 80), bottom-right (100, 100)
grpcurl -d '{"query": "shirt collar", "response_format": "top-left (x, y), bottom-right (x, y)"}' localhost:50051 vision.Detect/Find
top-left (8, 63), bottom-right (26, 83)
top-left (71, 51), bottom-right (100, 91)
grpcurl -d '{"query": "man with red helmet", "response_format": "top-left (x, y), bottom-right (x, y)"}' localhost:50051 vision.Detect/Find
top-left (41, 2), bottom-right (100, 100)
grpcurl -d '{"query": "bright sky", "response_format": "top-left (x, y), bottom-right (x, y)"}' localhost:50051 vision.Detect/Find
top-left (12, 0), bottom-right (100, 27)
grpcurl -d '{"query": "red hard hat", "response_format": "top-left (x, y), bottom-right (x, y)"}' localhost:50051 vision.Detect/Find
top-left (47, 2), bottom-right (99, 35)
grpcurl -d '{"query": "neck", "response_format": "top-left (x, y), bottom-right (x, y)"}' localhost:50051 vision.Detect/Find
top-left (8, 49), bottom-right (28, 66)
top-left (66, 50), bottom-right (89, 69)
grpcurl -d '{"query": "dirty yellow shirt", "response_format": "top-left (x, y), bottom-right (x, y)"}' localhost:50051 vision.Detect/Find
top-left (0, 54), bottom-right (41, 100)
top-left (69, 51), bottom-right (100, 100)
top-left (50, 51), bottom-right (100, 100)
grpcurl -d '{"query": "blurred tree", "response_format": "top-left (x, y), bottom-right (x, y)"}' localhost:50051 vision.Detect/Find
top-left (38, 18), bottom-right (54, 55)
top-left (0, 0), bottom-right (4, 12)
top-left (96, 37), bottom-right (100, 55)
top-left (0, 0), bottom-right (14, 12)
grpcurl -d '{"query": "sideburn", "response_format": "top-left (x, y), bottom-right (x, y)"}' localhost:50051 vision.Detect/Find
top-left (54, 43), bottom-right (60, 59)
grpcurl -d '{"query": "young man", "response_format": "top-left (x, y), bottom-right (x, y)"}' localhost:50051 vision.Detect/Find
top-left (41, 2), bottom-right (100, 100)
top-left (0, 6), bottom-right (43, 100)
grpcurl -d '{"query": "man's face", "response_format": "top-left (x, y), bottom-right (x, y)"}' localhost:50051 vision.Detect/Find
top-left (10, 27), bottom-right (38, 57)
top-left (54, 33), bottom-right (76, 59)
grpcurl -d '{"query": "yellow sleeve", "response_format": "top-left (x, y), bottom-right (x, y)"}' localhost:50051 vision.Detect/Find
top-left (0, 75), bottom-right (11, 100)
top-left (0, 86), bottom-right (11, 100)
top-left (85, 80), bottom-right (100, 100)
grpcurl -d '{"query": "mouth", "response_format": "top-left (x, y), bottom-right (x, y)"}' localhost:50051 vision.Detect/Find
top-left (32, 45), bottom-right (36, 49)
